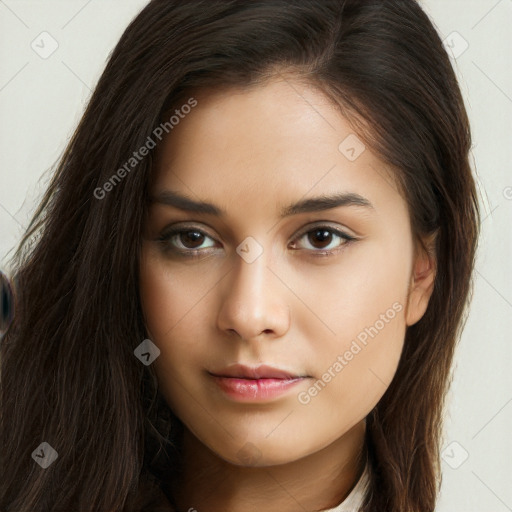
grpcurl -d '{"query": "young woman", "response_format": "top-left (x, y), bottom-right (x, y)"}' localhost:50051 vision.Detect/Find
top-left (0, 1), bottom-right (480, 511)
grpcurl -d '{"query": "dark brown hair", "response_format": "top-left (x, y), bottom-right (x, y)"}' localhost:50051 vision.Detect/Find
top-left (0, 1), bottom-right (480, 510)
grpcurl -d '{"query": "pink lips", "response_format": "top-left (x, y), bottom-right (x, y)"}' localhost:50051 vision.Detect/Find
top-left (208, 363), bottom-right (308, 402)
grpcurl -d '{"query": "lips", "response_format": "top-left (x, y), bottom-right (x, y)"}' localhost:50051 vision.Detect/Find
top-left (209, 363), bottom-right (304, 380)
top-left (208, 364), bottom-right (310, 402)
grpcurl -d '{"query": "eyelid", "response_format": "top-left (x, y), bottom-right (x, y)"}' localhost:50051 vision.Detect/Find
top-left (159, 221), bottom-right (217, 240)
top-left (157, 220), bottom-right (357, 255)
top-left (159, 220), bottom-right (355, 240)
top-left (293, 221), bottom-right (356, 239)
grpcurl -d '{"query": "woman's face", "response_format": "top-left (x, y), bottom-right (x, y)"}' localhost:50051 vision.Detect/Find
top-left (139, 77), bottom-right (436, 466)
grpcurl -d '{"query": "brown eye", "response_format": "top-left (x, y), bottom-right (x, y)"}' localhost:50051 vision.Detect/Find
top-left (291, 225), bottom-right (355, 255)
top-left (178, 230), bottom-right (206, 249)
top-left (158, 227), bottom-right (217, 255)
top-left (307, 229), bottom-right (335, 249)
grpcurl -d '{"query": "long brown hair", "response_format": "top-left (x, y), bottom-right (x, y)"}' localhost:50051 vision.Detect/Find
top-left (0, 1), bottom-right (480, 510)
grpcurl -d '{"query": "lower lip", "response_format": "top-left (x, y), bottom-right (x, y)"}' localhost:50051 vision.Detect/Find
top-left (211, 375), bottom-right (306, 402)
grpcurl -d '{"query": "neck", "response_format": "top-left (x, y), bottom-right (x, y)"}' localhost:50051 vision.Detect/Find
top-left (169, 419), bottom-right (367, 512)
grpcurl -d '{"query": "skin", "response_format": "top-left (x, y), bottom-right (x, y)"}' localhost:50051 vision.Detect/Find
top-left (139, 75), bottom-right (436, 512)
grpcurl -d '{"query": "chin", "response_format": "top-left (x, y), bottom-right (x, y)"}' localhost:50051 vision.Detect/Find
top-left (210, 437), bottom-right (308, 468)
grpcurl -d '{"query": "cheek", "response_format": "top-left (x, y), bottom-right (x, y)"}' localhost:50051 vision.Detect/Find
top-left (139, 249), bottom-right (221, 385)
top-left (139, 254), bottom-right (196, 410)
top-left (291, 238), bottom-right (410, 337)
top-left (139, 249), bottom-right (215, 339)
top-left (293, 241), bottom-right (409, 411)
top-left (297, 292), bottom-right (406, 425)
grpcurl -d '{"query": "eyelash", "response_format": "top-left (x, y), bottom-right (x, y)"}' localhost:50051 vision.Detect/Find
top-left (156, 223), bottom-right (356, 259)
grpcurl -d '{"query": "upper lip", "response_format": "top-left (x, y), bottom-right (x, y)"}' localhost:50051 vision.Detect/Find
top-left (209, 364), bottom-right (303, 380)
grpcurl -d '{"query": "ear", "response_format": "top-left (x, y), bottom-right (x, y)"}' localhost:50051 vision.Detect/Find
top-left (405, 231), bottom-right (438, 326)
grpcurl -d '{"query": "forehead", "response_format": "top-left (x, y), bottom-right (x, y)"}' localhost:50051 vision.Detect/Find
top-left (151, 78), bottom-right (402, 218)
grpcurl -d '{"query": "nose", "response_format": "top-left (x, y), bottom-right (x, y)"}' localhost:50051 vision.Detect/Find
top-left (216, 246), bottom-right (290, 342)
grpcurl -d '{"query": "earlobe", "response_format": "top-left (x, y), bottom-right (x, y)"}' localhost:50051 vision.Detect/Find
top-left (405, 233), bottom-right (437, 326)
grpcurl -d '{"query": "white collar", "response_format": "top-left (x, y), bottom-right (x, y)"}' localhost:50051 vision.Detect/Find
top-left (319, 463), bottom-right (369, 512)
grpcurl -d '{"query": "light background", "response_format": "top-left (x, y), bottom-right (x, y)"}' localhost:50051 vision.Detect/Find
top-left (0, 1), bottom-right (511, 510)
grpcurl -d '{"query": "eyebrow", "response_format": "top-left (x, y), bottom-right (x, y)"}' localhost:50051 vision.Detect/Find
top-left (149, 189), bottom-right (374, 218)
